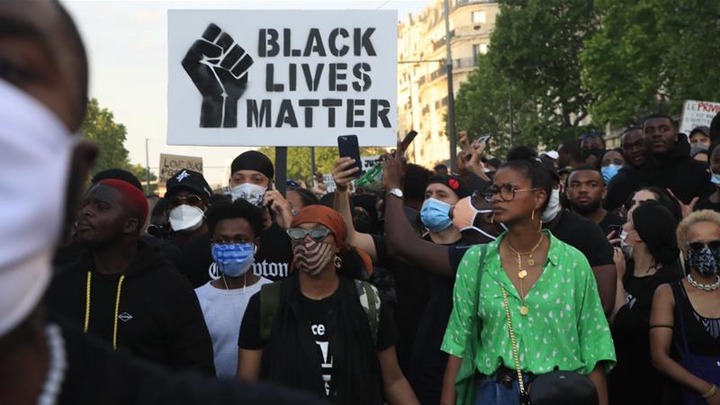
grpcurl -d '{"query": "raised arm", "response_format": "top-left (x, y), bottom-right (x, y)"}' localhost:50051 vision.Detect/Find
top-left (382, 149), bottom-right (454, 277)
top-left (332, 157), bottom-right (378, 262)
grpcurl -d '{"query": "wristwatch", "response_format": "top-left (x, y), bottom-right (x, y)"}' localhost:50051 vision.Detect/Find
top-left (387, 188), bottom-right (404, 199)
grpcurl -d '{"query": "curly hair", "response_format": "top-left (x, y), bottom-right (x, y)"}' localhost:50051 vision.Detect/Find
top-left (676, 210), bottom-right (720, 254)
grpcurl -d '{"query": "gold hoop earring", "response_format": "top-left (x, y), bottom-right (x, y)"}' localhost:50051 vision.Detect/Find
top-left (333, 256), bottom-right (343, 269)
top-left (531, 209), bottom-right (535, 221)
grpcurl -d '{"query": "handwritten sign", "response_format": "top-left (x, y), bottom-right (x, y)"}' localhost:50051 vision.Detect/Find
top-left (158, 153), bottom-right (203, 186)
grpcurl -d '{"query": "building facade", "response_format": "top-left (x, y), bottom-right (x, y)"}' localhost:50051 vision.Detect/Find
top-left (397, 0), bottom-right (499, 168)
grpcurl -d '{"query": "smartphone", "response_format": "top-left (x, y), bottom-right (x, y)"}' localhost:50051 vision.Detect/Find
top-left (338, 135), bottom-right (364, 175)
top-left (476, 133), bottom-right (491, 145)
top-left (399, 130), bottom-right (419, 152)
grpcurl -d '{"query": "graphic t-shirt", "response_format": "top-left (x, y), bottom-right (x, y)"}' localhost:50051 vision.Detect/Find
top-left (195, 277), bottom-right (272, 379)
top-left (298, 294), bottom-right (337, 397)
top-left (252, 223), bottom-right (293, 281)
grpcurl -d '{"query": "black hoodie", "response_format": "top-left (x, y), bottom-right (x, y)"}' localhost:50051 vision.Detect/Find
top-left (48, 241), bottom-right (215, 375)
top-left (606, 137), bottom-right (712, 210)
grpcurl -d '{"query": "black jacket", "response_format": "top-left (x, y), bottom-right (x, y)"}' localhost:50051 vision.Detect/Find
top-left (54, 322), bottom-right (325, 405)
top-left (606, 138), bottom-right (712, 210)
top-left (48, 241), bottom-right (215, 375)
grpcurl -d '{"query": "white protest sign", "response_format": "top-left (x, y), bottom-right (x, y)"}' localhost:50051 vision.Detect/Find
top-left (681, 100), bottom-right (720, 134)
top-left (158, 153), bottom-right (204, 186)
top-left (168, 10), bottom-right (397, 147)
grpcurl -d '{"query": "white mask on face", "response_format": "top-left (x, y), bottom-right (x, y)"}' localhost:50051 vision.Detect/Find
top-left (0, 79), bottom-right (77, 336)
top-left (230, 183), bottom-right (267, 206)
top-left (541, 188), bottom-right (562, 223)
top-left (168, 205), bottom-right (205, 232)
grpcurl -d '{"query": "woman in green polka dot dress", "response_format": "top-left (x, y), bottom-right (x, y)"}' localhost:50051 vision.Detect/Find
top-left (440, 150), bottom-right (616, 405)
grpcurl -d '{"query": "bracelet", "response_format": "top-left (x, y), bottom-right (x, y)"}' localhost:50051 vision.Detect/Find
top-left (702, 384), bottom-right (717, 399)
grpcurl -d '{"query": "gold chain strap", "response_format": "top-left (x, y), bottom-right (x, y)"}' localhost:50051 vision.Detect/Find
top-left (501, 286), bottom-right (527, 397)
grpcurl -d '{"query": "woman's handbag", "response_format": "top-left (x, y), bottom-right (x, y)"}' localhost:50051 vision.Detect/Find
top-left (500, 287), bottom-right (599, 405)
top-left (454, 245), bottom-right (488, 405)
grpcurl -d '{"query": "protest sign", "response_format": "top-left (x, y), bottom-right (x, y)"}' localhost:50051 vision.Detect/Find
top-left (361, 155), bottom-right (381, 171)
top-left (158, 153), bottom-right (204, 187)
top-left (681, 100), bottom-right (720, 134)
top-left (168, 10), bottom-right (397, 147)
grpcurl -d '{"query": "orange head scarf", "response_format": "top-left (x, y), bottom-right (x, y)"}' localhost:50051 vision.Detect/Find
top-left (290, 205), bottom-right (373, 276)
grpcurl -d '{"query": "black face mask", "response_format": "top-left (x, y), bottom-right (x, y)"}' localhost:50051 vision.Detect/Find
top-left (581, 148), bottom-right (606, 162)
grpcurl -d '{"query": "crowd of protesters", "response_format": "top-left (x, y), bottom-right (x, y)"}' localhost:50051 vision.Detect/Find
top-left (2, 1), bottom-right (720, 405)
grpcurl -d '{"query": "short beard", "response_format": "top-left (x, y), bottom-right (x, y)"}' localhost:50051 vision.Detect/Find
top-left (571, 199), bottom-right (602, 216)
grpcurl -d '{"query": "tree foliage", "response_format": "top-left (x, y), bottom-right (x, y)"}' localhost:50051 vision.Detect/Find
top-left (582, 0), bottom-right (720, 127)
top-left (81, 98), bottom-right (155, 189)
top-left (489, 0), bottom-right (599, 144)
top-left (455, 55), bottom-right (541, 157)
top-left (82, 98), bottom-right (131, 176)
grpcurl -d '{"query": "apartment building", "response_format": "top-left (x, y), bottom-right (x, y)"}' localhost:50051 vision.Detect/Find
top-left (397, 0), bottom-right (499, 168)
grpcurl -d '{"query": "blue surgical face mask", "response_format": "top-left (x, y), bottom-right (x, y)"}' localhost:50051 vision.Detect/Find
top-left (211, 243), bottom-right (255, 277)
top-left (420, 197), bottom-right (453, 232)
top-left (711, 170), bottom-right (720, 186)
top-left (601, 164), bottom-right (621, 183)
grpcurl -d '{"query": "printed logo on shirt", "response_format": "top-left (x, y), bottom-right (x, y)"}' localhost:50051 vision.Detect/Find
top-left (311, 322), bottom-right (333, 396)
top-left (118, 312), bottom-right (133, 322)
top-left (252, 260), bottom-right (289, 279)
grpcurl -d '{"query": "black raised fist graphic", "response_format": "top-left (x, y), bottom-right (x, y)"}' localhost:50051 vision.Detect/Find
top-left (182, 23), bottom-right (253, 128)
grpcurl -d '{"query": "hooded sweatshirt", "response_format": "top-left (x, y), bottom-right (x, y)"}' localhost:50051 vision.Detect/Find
top-left (607, 137), bottom-right (712, 210)
top-left (48, 241), bottom-right (215, 375)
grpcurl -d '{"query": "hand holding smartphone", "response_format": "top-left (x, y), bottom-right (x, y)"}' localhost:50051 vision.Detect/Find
top-left (338, 135), bottom-right (364, 176)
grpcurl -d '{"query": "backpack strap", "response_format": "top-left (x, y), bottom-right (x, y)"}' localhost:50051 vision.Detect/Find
top-left (355, 279), bottom-right (380, 345)
top-left (259, 282), bottom-right (282, 343)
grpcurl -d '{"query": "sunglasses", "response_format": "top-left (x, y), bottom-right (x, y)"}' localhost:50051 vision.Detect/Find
top-left (168, 194), bottom-right (203, 208)
top-left (688, 240), bottom-right (720, 251)
top-left (286, 227), bottom-right (332, 242)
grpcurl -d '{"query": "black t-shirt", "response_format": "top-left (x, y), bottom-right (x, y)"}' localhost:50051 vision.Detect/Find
top-left (239, 287), bottom-right (397, 352)
top-left (253, 223), bottom-right (293, 281)
top-left (448, 210), bottom-right (615, 271)
top-left (598, 211), bottom-right (625, 236)
top-left (695, 197), bottom-right (720, 213)
top-left (370, 234), bottom-right (429, 374)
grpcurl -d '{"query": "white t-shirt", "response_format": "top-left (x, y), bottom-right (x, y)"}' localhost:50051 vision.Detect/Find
top-left (195, 276), bottom-right (272, 379)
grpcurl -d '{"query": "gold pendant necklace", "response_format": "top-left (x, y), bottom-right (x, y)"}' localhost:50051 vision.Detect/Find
top-left (507, 233), bottom-right (544, 316)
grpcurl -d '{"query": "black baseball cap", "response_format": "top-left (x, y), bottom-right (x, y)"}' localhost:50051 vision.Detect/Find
top-left (165, 169), bottom-right (212, 200)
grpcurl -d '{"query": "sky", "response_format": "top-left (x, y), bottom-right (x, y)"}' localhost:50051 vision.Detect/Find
top-left (63, 0), bottom-right (428, 187)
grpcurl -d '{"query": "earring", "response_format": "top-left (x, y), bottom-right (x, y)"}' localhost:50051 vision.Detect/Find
top-left (333, 256), bottom-right (343, 268)
top-left (490, 215), bottom-right (494, 224)
top-left (531, 209), bottom-right (535, 221)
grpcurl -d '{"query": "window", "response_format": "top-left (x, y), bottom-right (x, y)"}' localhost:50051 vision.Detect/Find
top-left (472, 11), bottom-right (486, 24)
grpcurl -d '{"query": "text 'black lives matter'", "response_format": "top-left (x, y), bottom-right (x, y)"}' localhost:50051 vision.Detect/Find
top-left (248, 27), bottom-right (391, 130)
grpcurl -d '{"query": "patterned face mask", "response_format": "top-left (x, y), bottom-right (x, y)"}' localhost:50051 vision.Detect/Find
top-left (687, 244), bottom-right (720, 276)
top-left (292, 239), bottom-right (334, 276)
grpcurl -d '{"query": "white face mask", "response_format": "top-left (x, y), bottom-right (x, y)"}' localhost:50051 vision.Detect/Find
top-left (0, 79), bottom-right (77, 336)
top-left (541, 188), bottom-right (562, 223)
top-left (230, 183), bottom-right (267, 206)
top-left (168, 205), bottom-right (205, 232)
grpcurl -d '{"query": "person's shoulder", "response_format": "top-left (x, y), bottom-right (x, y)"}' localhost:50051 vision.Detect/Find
top-left (548, 232), bottom-right (587, 259)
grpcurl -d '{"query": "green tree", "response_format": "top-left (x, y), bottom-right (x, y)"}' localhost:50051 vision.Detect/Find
top-left (455, 55), bottom-right (541, 157)
top-left (581, 0), bottom-right (720, 127)
top-left (81, 98), bottom-right (130, 175)
top-left (81, 98), bottom-right (156, 189)
top-left (489, 0), bottom-right (599, 145)
top-left (127, 163), bottom-right (158, 194)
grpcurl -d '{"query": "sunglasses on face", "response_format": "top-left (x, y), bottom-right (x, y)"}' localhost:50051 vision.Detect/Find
top-left (286, 227), bottom-right (332, 242)
top-left (688, 240), bottom-right (720, 251)
top-left (484, 184), bottom-right (538, 202)
top-left (168, 194), bottom-right (203, 208)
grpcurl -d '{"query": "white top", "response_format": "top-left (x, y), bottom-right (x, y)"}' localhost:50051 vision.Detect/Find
top-left (195, 276), bottom-right (272, 379)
